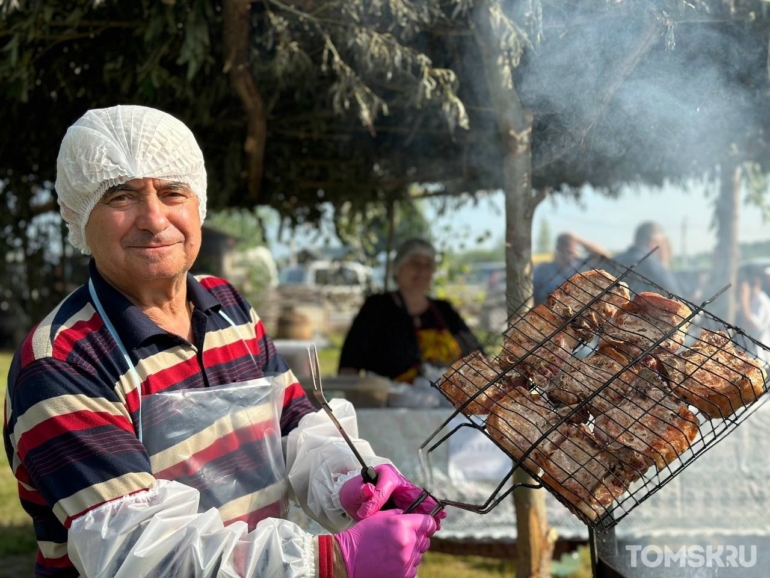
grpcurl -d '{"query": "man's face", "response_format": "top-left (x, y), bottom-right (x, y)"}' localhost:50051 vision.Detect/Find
top-left (85, 178), bottom-right (201, 292)
top-left (557, 238), bottom-right (579, 264)
top-left (650, 233), bottom-right (670, 263)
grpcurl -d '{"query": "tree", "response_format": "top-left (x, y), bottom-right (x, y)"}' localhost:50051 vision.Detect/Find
top-left (206, 207), bottom-right (274, 249)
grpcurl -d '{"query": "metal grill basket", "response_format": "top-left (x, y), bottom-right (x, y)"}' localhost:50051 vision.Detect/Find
top-left (418, 252), bottom-right (770, 532)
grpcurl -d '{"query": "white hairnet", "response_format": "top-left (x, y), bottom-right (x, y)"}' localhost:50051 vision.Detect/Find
top-left (393, 238), bottom-right (436, 275)
top-left (55, 105), bottom-right (207, 254)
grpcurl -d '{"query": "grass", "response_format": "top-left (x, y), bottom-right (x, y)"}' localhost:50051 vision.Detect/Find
top-left (0, 353), bottom-right (26, 525)
top-left (419, 552), bottom-right (516, 577)
top-left (0, 351), bottom-right (38, 575)
top-left (317, 331), bottom-right (345, 376)
top-left (420, 547), bottom-right (592, 578)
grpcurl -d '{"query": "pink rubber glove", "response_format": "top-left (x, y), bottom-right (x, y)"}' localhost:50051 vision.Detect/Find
top-left (339, 465), bottom-right (446, 526)
top-left (335, 509), bottom-right (437, 578)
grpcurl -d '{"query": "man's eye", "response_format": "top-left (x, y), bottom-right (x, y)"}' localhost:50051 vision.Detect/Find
top-left (163, 188), bottom-right (190, 199)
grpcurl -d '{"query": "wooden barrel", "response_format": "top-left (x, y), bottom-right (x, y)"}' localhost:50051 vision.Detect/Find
top-left (275, 307), bottom-right (313, 340)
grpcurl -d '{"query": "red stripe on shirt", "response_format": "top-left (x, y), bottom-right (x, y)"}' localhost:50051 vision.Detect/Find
top-left (35, 550), bottom-right (72, 569)
top-left (283, 382), bottom-right (306, 405)
top-left (203, 339), bottom-right (258, 368)
top-left (254, 320), bottom-right (267, 341)
top-left (18, 410), bottom-right (135, 459)
top-left (18, 484), bottom-right (47, 506)
top-left (142, 355), bottom-right (201, 396)
top-left (14, 464), bottom-right (31, 485)
top-left (198, 276), bottom-right (229, 289)
top-left (52, 317), bottom-right (101, 362)
top-left (153, 419), bottom-right (275, 481)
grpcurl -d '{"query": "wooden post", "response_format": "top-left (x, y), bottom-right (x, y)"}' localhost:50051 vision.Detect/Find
top-left (384, 199), bottom-right (397, 292)
top-left (710, 163), bottom-right (741, 323)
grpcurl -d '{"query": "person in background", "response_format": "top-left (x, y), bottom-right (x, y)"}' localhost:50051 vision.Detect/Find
top-left (739, 266), bottom-right (770, 365)
top-left (533, 232), bottom-right (610, 304)
top-left (4, 105), bottom-right (441, 578)
top-left (339, 238), bottom-right (481, 383)
top-left (613, 221), bottom-right (685, 296)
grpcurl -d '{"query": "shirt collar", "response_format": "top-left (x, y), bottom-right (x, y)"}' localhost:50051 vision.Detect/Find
top-left (88, 260), bottom-right (222, 351)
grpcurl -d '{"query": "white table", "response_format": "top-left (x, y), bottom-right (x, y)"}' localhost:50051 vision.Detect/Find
top-left (310, 402), bottom-right (770, 542)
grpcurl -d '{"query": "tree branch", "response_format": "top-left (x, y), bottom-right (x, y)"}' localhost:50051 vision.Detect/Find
top-left (532, 187), bottom-right (549, 207)
top-left (533, 18), bottom-right (661, 175)
top-left (581, 16), bottom-right (660, 144)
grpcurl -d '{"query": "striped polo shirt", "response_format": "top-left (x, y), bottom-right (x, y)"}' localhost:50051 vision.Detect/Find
top-left (3, 261), bottom-right (316, 577)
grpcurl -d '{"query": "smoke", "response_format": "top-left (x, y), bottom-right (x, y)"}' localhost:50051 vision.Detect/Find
top-left (505, 6), bottom-right (769, 190)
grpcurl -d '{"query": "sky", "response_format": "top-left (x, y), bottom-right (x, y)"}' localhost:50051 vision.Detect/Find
top-left (266, 180), bottom-right (769, 262)
top-left (424, 181), bottom-right (769, 257)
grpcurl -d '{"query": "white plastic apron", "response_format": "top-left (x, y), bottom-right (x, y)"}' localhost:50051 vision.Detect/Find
top-left (88, 279), bottom-right (289, 528)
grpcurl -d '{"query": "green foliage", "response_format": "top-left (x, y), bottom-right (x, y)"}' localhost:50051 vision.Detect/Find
top-left (743, 162), bottom-right (770, 223)
top-left (0, 0), bottom-right (240, 321)
top-left (204, 207), bottom-right (278, 307)
top-left (334, 198), bottom-right (431, 264)
top-left (0, 526), bottom-right (35, 559)
top-left (3, 0), bottom-right (770, 325)
top-left (206, 207), bottom-right (274, 249)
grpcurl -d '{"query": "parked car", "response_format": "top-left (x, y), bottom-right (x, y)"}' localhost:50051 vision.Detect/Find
top-left (277, 260), bottom-right (375, 333)
top-left (278, 260), bottom-right (374, 294)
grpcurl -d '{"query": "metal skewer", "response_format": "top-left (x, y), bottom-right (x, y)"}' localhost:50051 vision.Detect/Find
top-left (307, 344), bottom-right (380, 484)
top-left (306, 344), bottom-right (439, 515)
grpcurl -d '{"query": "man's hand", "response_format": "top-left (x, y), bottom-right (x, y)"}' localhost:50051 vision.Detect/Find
top-left (334, 510), bottom-right (437, 578)
top-left (339, 465), bottom-right (446, 526)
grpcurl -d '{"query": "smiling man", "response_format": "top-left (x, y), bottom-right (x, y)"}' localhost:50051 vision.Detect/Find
top-left (3, 106), bottom-right (441, 578)
top-left (86, 178), bottom-right (203, 341)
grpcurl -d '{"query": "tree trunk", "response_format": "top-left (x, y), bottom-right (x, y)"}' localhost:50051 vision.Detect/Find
top-left (472, 3), bottom-right (553, 577)
top-left (222, 0), bottom-right (267, 202)
top-left (710, 164), bottom-right (741, 322)
top-left (383, 199), bottom-right (397, 292)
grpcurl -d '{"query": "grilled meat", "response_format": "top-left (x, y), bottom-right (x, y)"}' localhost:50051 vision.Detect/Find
top-left (438, 351), bottom-right (526, 415)
top-left (499, 304), bottom-right (578, 388)
top-left (655, 329), bottom-right (766, 419)
top-left (593, 369), bottom-right (699, 471)
top-left (602, 292), bottom-right (691, 356)
top-left (548, 346), bottom-right (636, 414)
top-left (547, 269), bottom-right (631, 341)
top-left (536, 423), bottom-right (642, 522)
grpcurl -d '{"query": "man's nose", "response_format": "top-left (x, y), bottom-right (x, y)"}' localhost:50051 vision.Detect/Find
top-left (135, 193), bottom-right (169, 233)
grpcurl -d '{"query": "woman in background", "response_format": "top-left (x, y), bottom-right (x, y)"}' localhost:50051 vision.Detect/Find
top-left (339, 238), bottom-right (481, 383)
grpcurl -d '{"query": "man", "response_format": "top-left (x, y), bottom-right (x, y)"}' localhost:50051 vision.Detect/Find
top-left (533, 232), bottom-right (609, 305)
top-left (613, 222), bottom-right (684, 296)
top-left (4, 106), bottom-right (440, 577)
